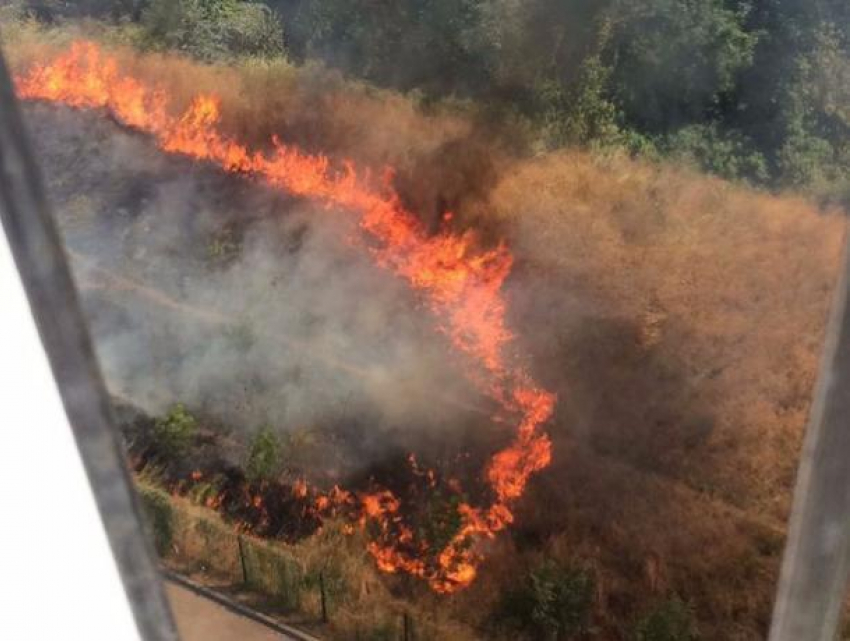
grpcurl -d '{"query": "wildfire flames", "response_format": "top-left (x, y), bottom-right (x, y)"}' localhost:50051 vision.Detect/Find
top-left (15, 42), bottom-right (556, 593)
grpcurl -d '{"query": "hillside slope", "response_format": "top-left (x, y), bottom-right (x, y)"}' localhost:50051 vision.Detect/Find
top-left (5, 23), bottom-right (847, 638)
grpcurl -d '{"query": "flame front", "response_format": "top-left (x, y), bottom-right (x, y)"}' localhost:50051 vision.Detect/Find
top-left (16, 42), bottom-right (556, 593)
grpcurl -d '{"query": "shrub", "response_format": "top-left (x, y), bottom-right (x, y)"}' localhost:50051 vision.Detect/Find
top-left (245, 426), bottom-right (281, 482)
top-left (536, 54), bottom-right (623, 150)
top-left (495, 559), bottom-right (595, 640)
top-left (417, 491), bottom-right (463, 551)
top-left (152, 403), bottom-right (197, 462)
top-left (634, 597), bottom-right (697, 641)
top-left (141, 0), bottom-right (284, 61)
top-left (138, 485), bottom-right (174, 556)
top-left (665, 124), bottom-right (768, 183)
top-left (771, 23), bottom-right (850, 197)
top-left (608, 0), bottom-right (757, 133)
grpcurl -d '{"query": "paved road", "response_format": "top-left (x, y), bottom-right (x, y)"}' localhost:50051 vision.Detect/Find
top-left (166, 582), bottom-right (294, 641)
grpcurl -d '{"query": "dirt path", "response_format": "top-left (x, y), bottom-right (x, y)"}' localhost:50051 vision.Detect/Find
top-left (166, 582), bottom-right (296, 641)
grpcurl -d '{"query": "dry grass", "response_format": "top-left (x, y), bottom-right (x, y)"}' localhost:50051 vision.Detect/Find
top-left (490, 151), bottom-right (844, 519)
top-left (9, 18), bottom-right (848, 639)
top-left (1, 18), bottom-right (474, 178)
top-left (138, 483), bottom-right (480, 640)
top-left (483, 151), bottom-right (844, 638)
top-left (3, 19), bottom-right (510, 229)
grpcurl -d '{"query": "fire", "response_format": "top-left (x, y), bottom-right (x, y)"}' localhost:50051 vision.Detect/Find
top-left (15, 41), bottom-right (557, 593)
top-left (292, 478), bottom-right (308, 499)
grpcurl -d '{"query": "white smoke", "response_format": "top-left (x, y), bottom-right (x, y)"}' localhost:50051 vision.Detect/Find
top-left (25, 103), bottom-right (487, 456)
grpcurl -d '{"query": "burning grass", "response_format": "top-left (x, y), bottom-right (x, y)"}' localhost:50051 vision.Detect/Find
top-left (137, 470), bottom-right (482, 640)
top-left (0, 17), bottom-right (480, 195)
top-left (13, 39), bottom-right (557, 593)
top-left (5, 18), bottom-right (848, 640)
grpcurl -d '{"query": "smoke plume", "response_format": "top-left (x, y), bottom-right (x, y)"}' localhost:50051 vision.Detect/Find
top-left (26, 102), bottom-right (486, 459)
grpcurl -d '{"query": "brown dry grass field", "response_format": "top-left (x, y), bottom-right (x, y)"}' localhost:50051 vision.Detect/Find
top-left (4, 18), bottom-right (848, 639)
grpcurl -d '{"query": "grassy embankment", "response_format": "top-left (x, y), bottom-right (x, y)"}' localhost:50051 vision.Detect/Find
top-left (4, 17), bottom-right (848, 639)
top-left (137, 482), bottom-right (478, 640)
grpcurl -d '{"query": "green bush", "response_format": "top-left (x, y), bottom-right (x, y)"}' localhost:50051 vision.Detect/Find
top-left (495, 559), bottom-right (595, 640)
top-left (138, 485), bottom-right (174, 556)
top-left (536, 53), bottom-right (623, 150)
top-left (152, 403), bottom-right (197, 462)
top-left (634, 597), bottom-right (697, 641)
top-left (288, 0), bottom-right (485, 94)
top-left (19, 0), bottom-right (842, 194)
top-left (141, 0), bottom-right (284, 61)
top-left (665, 124), bottom-right (768, 183)
top-left (415, 491), bottom-right (466, 563)
top-left (245, 426), bottom-right (281, 482)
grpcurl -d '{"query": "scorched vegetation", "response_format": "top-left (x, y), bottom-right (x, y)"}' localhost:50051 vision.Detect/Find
top-left (1, 1), bottom-right (847, 639)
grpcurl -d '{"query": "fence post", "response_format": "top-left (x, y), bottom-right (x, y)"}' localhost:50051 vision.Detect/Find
top-left (237, 535), bottom-right (249, 586)
top-left (403, 612), bottom-right (411, 641)
top-left (319, 570), bottom-right (328, 623)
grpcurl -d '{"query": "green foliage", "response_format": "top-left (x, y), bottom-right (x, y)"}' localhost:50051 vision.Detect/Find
top-left (245, 426), bottom-right (281, 482)
top-left (240, 536), bottom-right (303, 610)
top-left (417, 491), bottom-right (464, 554)
top-left (665, 124), bottom-right (768, 183)
top-left (9, 0), bottom-right (141, 22)
top-left (608, 0), bottom-right (757, 132)
top-left (153, 404), bottom-right (197, 461)
top-left (279, 0), bottom-right (846, 195)
top-left (536, 53), bottom-right (623, 149)
top-left (141, 0), bottom-right (284, 60)
top-left (13, 0), bottom-right (850, 193)
top-left (495, 559), bottom-right (595, 639)
top-left (634, 597), bottom-right (697, 641)
top-left (287, 0), bottom-right (486, 94)
top-left (138, 485), bottom-right (174, 556)
top-left (731, 2), bottom-right (849, 194)
top-left (772, 23), bottom-right (850, 196)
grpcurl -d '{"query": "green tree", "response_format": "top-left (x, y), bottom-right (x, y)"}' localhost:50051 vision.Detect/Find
top-left (142, 0), bottom-right (285, 60)
top-left (152, 404), bottom-right (197, 461)
top-left (665, 123), bottom-right (767, 182)
top-left (535, 50), bottom-right (622, 148)
top-left (418, 491), bottom-right (464, 554)
top-left (245, 426), bottom-right (282, 482)
top-left (606, 0), bottom-right (757, 133)
top-left (732, 0), bottom-right (849, 192)
top-left (287, 0), bottom-right (486, 95)
top-left (774, 23), bottom-right (849, 194)
top-left (495, 559), bottom-right (595, 639)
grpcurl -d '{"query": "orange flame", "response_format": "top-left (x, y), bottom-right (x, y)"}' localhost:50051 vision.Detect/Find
top-left (292, 478), bottom-right (308, 499)
top-left (15, 42), bottom-right (556, 593)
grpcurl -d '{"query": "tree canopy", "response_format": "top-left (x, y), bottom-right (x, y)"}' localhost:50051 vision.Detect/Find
top-left (12, 0), bottom-right (849, 197)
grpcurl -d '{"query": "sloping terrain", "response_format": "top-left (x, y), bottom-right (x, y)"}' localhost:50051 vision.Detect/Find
top-left (12, 32), bottom-right (847, 639)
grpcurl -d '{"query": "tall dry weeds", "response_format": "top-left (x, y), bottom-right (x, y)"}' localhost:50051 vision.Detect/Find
top-left (6, 22), bottom-right (848, 639)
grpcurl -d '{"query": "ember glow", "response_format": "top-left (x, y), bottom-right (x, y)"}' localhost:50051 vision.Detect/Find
top-left (16, 41), bottom-right (556, 593)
